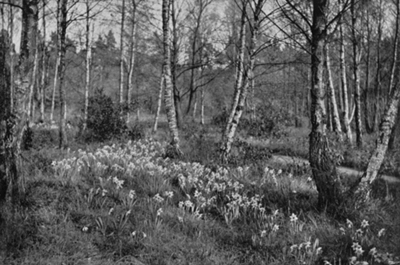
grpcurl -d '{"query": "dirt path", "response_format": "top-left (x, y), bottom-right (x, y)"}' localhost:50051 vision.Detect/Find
top-left (240, 136), bottom-right (400, 183)
top-left (269, 154), bottom-right (400, 183)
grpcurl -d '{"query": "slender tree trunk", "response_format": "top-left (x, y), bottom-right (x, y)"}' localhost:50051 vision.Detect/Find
top-left (0, 4), bottom-right (4, 29)
top-left (119, 0), bottom-right (126, 117)
top-left (0, 31), bottom-right (13, 203)
top-left (39, 0), bottom-right (46, 122)
top-left (27, 38), bottom-right (39, 122)
top-left (50, 56), bottom-right (59, 123)
top-left (58, 0), bottom-right (68, 149)
top-left (324, 43), bottom-right (342, 138)
top-left (388, 0), bottom-right (400, 150)
top-left (226, 5), bottom-right (246, 129)
top-left (127, 1), bottom-right (137, 124)
top-left (162, 0), bottom-right (181, 156)
top-left (153, 72), bottom-right (164, 132)
top-left (1, 0), bottom-right (39, 203)
top-left (83, 0), bottom-right (92, 131)
top-left (8, 0), bottom-right (14, 111)
top-left (356, 84), bottom-right (400, 200)
top-left (171, 0), bottom-right (182, 128)
top-left (220, 0), bottom-right (263, 161)
top-left (339, 0), bottom-right (352, 143)
top-left (309, 0), bottom-right (342, 212)
top-left (192, 93), bottom-right (198, 121)
top-left (50, 4), bottom-right (60, 124)
top-left (351, 0), bottom-right (362, 148)
top-left (201, 82), bottom-right (205, 125)
top-left (364, 6), bottom-right (373, 134)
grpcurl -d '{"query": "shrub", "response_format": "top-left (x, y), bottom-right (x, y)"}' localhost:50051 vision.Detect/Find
top-left (211, 107), bottom-right (229, 129)
top-left (84, 93), bottom-right (126, 142)
top-left (240, 103), bottom-right (295, 139)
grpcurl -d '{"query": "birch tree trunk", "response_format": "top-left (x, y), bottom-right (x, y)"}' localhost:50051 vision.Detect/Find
top-left (201, 84), bottom-right (205, 125)
top-left (351, 0), bottom-right (363, 148)
top-left (339, 0), bottom-right (352, 144)
top-left (171, 0), bottom-right (183, 128)
top-left (50, 56), bottom-right (59, 123)
top-left (39, 0), bottom-right (46, 122)
top-left (0, 31), bottom-right (13, 202)
top-left (58, 0), bottom-right (68, 149)
top-left (388, 0), bottom-right (400, 150)
top-left (309, 0), bottom-right (342, 212)
top-left (153, 72), bottom-right (164, 132)
top-left (27, 37), bottom-right (39, 122)
top-left (363, 6), bottom-right (373, 134)
top-left (162, 0), bottom-right (181, 156)
top-left (8, 0), bottom-right (14, 111)
top-left (127, 0), bottom-right (137, 124)
top-left (225, 2), bottom-right (246, 131)
top-left (1, 0), bottom-right (38, 203)
top-left (324, 43), bottom-right (342, 138)
top-left (119, 0), bottom-right (126, 117)
top-left (355, 84), bottom-right (400, 200)
top-left (200, 66), bottom-right (205, 125)
top-left (50, 5), bottom-right (60, 124)
top-left (220, 0), bottom-right (264, 161)
top-left (83, 0), bottom-right (92, 131)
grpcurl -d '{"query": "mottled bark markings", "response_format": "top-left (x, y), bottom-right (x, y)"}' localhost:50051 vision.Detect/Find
top-left (162, 0), bottom-right (181, 156)
top-left (309, 0), bottom-right (342, 211)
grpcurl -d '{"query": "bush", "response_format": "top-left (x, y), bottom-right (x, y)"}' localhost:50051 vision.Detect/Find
top-left (84, 93), bottom-right (127, 142)
top-left (240, 103), bottom-right (295, 139)
top-left (211, 107), bottom-right (229, 129)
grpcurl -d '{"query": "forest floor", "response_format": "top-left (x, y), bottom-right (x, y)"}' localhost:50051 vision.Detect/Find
top-left (1, 119), bottom-right (400, 265)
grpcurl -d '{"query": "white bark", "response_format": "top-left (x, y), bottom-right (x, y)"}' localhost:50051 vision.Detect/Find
top-left (153, 72), bottom-right (164, 132)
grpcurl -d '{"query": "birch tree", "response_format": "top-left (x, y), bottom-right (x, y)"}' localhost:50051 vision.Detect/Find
top-left (126, 0), bottom-right (141, 123)
top-left (0, 0), bottom-right (38, 202)
top-left (39, 0), bottom-right (47, 122)
top-left (162, 0), bottom-right (181, 156)
top-left (83, 0), bottom-right (92, 130)
top-left (338, 0), bottom-right (352, 143)
top-left (220, 0), bottom-right (266, 161)
top-left (351, 0), bottom-right (363, 147)
top-left (119, 0), bottom-right (126, 117)
top-left (57, 0), bottom-right (68, 148)
top-left (153, 72), bottom-right (164, 132)
top-left (308, 0), bottom-right (343, 211)
top-left (324, 43), bottom-right (342, 138)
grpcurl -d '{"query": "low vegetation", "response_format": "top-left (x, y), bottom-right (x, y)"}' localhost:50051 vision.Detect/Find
top-left (1, 121), bottom-right (399, 265)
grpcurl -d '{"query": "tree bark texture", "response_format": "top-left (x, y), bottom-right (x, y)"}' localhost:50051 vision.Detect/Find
top-left (83, 0), bottom-right (92, 131)
top-left (153, 72), bottom-right (164, 132)
top-left (339, 1), bottom-right (352, 144)
top-left (309, 0), bottom-right (342, 212)
top-left (162, 0), bottom-right (181, 156)
top-left (356, 84), bottom-right (400, 200)
top-left (58, 0), bottom-right (68, 149)
top-left (119, 0), bottom-right (126, 116)
top-left (127, 1), bottom-right (137, 124)
top-left (170, 0), bottom-right (183, 128)
top-left (351, 0), bottom-right (363, 148)
top-left (220, 1), bottom-right (247, 161)
top-left (39, 0), bottom-right (47, 122)
top-left (0, 30), bottom-right (13, 202)
top-left (324, 43), bottom-right (342, 138)
top-left (220, 0), bottom-right (264, 161)
top-left (225, 2), bottom-right (246, 132)
top-left (1, 0), bottom-right (38, 203)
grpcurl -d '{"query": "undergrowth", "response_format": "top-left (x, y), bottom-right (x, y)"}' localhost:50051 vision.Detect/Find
top-left (0, 138), bottom-right (399, 265)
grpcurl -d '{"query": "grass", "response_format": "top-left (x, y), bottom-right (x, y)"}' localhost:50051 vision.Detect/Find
top-left (0, 121), bottom-right (400, 265)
